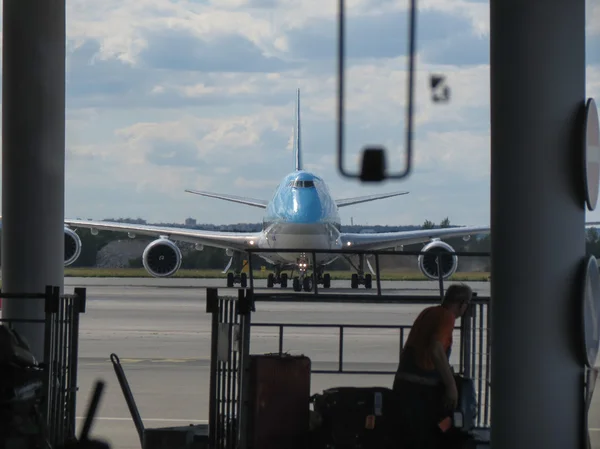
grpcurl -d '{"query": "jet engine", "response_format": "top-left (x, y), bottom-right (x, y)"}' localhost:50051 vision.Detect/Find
top-left (142, 238), bottom-right (182, 278)
top-left (64, 227), bottom-right (82, 267)
top-left (417, 240), bottom-right (458, 281)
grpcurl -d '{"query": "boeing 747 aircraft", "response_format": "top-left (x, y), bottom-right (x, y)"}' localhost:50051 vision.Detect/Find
top-left (56, 89), bottom-right (600, 291)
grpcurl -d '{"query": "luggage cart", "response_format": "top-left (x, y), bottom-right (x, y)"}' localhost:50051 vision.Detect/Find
top-left (110, 353), bottom-right (209, 449)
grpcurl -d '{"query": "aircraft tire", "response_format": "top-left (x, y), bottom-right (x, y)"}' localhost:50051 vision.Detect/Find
top-left (267, 273), bottom-right (275, 288)
top-left (365, 274), bottom-right (372, 289)
top-left (227, 272), bottom-right (234, 288)
top-left (240, 273), bottom-right (247, 288)
top-left (323, 273), bottom-right (331, 288)
top-left (303, 277), bottom-right (313, 292)
top-left (281, 273), bottom-right (288, 288)
top-left (351, 273), bottom-right (359, 289)
top-left (293, 277), bottom-right (301, 291)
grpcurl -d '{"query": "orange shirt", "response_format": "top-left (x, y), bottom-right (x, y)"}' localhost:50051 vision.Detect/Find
top-left (400, 305), bottom-right (456, 373)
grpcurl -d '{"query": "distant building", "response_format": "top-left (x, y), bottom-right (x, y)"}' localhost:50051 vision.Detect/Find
top-left (185, 218), bottom-right (197, 227)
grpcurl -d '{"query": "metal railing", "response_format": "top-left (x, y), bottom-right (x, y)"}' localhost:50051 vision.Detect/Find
top-left (244, 246), bottom-right (491, 298)
top-left (254, 322), bottom-right (410, 375)
top-left (249, 322), bottom-right (438, 375)
top-left (0, 285), bottom-right (87, 448)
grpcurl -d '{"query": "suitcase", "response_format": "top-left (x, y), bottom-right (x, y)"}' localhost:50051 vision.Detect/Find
top-left (245, 353), bottom-right (311, 449)
top-left (310, 386), bottom-right (399, 449)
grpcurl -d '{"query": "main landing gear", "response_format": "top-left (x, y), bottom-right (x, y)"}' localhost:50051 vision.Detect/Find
top-left (224, 252), bottom-right (248, 288)
top-left (350, 272), bottom-right (372, 289)
top-left (267, 271), bottom-right (289, 288)
top-left (226, 271), bottom-right (247, 288)
top-left (345, 255), bottom-right (374, 289)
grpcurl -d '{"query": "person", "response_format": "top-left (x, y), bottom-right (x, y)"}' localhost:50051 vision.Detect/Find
top-left (392, 283), bottom-right (473, 449)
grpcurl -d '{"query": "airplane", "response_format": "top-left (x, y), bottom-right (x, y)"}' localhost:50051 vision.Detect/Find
top-left (54, 89), bottom-right (600, 291)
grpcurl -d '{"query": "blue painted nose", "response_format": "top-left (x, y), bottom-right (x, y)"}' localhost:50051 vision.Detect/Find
top-left (286, 189), bottom-right (323, 223)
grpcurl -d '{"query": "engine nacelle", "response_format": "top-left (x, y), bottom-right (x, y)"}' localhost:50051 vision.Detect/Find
top-left (64, 227), bottom-right (82, 267)
top-left (417, 240), bottom-right (458, 281)
top-left (142, 238), bottom-right (182, 278)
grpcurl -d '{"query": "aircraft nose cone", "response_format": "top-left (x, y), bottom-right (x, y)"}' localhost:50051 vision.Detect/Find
top-left (289, 189), bottom-right (323, 223)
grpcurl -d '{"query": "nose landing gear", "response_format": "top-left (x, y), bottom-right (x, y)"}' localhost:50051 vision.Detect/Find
top-left (290, 258), bottom-right (332, 292)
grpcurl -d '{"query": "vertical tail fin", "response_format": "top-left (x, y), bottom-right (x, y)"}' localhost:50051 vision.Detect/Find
top-left (293, 88), bottom-right (302, 171)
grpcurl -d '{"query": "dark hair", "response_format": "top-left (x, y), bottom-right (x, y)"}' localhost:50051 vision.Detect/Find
top-left (442, 283), bottom-right (473, 306)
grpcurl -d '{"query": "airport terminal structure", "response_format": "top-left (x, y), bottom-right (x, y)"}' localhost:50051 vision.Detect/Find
top-left (0, 0), bottom-right (598, 448)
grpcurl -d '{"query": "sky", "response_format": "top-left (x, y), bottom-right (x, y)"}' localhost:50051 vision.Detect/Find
top-left (4, 0), bottom-right (600, 226)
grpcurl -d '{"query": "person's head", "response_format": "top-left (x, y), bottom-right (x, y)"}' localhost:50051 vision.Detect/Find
top-left (441, 283), bottom-right (473, 317)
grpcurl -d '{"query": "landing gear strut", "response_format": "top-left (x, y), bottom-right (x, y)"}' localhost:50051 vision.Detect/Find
top-left (344, 255), bottom-right (374, 289)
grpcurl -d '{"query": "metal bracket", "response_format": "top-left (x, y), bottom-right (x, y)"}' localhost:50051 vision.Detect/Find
top-left (336, 0), bottom-right (418, 182)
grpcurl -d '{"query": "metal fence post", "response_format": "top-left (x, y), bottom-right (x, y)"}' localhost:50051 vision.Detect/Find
top-left (66, 287), bottom-right (86, 440)
top-left (237, 289), bottom-right (253, 449)
top-left (42, 285), bottom-right (54, 440)
top-left (460, 302), bottom-right (474, 377)
top-left (206, 288), bottom-right (220, 449)
top-left (483, 299), bottom-right (492, 427)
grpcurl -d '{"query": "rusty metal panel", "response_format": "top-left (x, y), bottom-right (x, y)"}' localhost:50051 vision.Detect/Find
top-left (245, 354), bottom-right (311, 449)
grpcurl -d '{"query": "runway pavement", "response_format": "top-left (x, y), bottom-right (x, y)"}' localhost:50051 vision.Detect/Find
top-left (56, 278), bottom-right (597, 448)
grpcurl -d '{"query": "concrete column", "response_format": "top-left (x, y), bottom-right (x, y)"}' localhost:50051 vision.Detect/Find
top-left (2, 0), bottom-right (66, 361)
top-left (490, 0), bottom-right (586, 448)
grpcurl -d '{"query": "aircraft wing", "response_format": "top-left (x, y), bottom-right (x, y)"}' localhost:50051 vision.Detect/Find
top-left (184, 189), bottom-right (268, 209)
top-left (335, 191), bottom-right (409, 207)
top-left (341, 221), bottom-right (600, 251)
top-left (63, 219), bottom-right (262, 251)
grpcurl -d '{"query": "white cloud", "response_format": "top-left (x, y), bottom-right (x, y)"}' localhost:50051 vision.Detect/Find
top-left (0, 0), bottom-right (598, 228)
top-left (588, 0), bottom-right (600, 36)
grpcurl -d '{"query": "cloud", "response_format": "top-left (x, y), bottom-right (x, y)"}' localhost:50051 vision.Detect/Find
top-left (138, 28), bottom-right (294, 72)
top-left (0, 0), bottom-right (598, 228)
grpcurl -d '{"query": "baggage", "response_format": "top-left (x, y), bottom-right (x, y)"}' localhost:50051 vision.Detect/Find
top-left (439, 375), bottom-right (479, 449)
top-left (0, 326), bottom-right (47, 449)
top-left (309, 386), bottom-right (399, 449)
top-left (452, 374), bottom-right (478, 432)
top-left (245, 353), bottom-right (311, 449)
top-left (0, 325), bottom-right (38, 368)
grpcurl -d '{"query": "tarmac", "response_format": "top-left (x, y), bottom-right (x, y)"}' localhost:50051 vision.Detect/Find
top-left (58, 277), bottom-right (599, 449)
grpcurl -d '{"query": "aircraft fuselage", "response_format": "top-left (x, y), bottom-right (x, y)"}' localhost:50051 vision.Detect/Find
top-left (256, 170), bottom-right (343, 267)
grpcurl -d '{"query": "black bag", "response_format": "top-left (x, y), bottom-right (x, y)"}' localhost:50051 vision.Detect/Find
top-left (438, 375), bottom-right (479, 449)
top-left (453, 374), bottom-right (478, 432)
top-left (0, 326), bottom-right (46, 447)
top-left (0, 325), bottom-right (38, 367)
top-left (0, 325), bottom-right (43, 405)
top-left (309, 386), bottom-right (399, 449)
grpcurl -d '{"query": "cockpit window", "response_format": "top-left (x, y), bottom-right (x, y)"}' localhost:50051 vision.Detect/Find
top-left (289, 180), bottom-right (315, 188)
